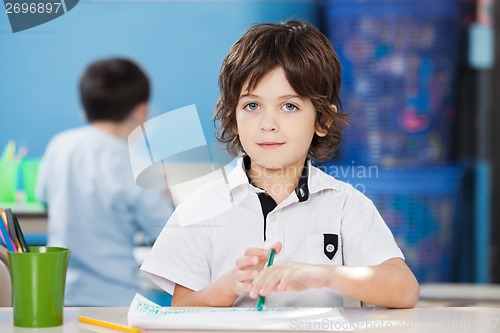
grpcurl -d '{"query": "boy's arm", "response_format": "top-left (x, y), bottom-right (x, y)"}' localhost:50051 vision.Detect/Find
top-left (325, 258), bottom-right (419, 308)
top-left (250, 258), bottom-right (419, 309)
top-left (172, 268), bottom-right (239, 307)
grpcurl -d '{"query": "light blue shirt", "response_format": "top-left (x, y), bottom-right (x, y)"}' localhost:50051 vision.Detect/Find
top-left (37, 126), bottom-right (173, 306)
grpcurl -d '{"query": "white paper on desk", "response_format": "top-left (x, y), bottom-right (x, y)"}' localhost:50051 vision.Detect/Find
top-left (127, 294), bottom-right (350, 331)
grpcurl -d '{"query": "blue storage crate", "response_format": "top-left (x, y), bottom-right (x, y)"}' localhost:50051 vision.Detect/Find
top-left (325, 0), bottom-right (460, 166)
top-left (320, 162), bottom-right (463, 282)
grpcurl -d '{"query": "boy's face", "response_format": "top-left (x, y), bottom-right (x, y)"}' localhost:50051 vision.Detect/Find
top-left (236, 67), bottom-right (324, 171)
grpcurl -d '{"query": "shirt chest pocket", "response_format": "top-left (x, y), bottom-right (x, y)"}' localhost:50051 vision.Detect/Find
top-left (306, 234), bottom-right (343, 265)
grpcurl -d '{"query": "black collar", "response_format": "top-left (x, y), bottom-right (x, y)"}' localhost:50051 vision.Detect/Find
top-left (295, 161), bottom-right (310, 202)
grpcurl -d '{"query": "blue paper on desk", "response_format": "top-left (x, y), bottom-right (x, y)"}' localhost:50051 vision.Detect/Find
top-left (127, 294), bottom-right (348, 330)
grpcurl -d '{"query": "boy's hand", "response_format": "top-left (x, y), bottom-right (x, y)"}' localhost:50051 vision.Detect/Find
top-left (232, 242), bottom-right (282, 296)
top-left (249, 262), bottom-right (328, 299)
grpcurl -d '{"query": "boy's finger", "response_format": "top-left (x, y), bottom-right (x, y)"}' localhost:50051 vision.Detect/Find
top-left (243, 247), bottom-right (269, 258)
top-left (235, 255), bottom-right (259, 269)
top-left (254, 267), bottom-right (282, 298)
top-left (268, 241), bottom-right (283, 255)
top-left (234, 281), bottom-right (253, 295)
top-left (249, 265), bottom-right (273, 298)
top-left (235, 269), bottom-right (257, 282)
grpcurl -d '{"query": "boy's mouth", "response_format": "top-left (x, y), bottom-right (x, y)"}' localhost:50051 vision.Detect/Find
top-left (257, 142), bottom-right (284, 149)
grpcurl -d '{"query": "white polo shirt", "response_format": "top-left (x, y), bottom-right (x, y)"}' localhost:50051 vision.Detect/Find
top-left (141, 157), bottom-right (404, 307)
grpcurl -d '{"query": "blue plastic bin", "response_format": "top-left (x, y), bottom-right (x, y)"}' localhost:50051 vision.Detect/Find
top-left (325, 0), bottom-right (460, 166)
top-left (320, 161), bottom-right (463, 282)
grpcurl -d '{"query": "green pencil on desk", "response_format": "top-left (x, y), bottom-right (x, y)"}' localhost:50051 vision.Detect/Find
top-left (256, 248), bottom-right (276, 311)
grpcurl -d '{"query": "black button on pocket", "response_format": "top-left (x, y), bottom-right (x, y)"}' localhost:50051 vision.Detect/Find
top-left (323, 234), bottom-right (338, 260)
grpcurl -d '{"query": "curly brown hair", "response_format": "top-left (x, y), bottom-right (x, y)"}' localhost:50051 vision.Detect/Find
top-left (214, 20), bottom-right (349, 162)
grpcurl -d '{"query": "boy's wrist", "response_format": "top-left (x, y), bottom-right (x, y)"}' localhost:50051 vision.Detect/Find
top-left (204, 268), bottom-right (239, 307)
top-left (322, 264), bottom-right (339, 290)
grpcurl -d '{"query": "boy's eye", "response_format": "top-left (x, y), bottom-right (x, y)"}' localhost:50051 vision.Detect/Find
top-left (283, 103), bottom-right (298, 112)
top-left (244, 103), bottom-right (260, 111)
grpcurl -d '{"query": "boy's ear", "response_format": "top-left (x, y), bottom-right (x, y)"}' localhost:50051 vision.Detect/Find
top-left (315, 105), bottom-right (337, 137)
top-left (133, 102), bottom-right (148, 124)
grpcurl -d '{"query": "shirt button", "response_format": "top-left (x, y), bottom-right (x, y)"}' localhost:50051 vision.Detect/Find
top-left (269, 214), bottom-right (277, 222)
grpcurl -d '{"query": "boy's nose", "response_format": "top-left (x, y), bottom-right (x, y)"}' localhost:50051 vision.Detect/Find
top-left (259, 110), bottom-right (278, 132)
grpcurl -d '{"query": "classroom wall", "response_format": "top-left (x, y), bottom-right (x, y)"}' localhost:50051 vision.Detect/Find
top-left (0, 0), bottom-right (320, 157)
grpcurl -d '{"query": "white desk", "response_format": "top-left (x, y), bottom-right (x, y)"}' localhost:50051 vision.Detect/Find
top-left (1, 306), bottom-right (500, 333)
top-left (420, 284), bottom-right (500, 302)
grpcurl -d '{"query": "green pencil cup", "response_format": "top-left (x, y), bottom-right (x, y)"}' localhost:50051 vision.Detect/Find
top-left (8, 246), bottom-right (70, 327)
top-left (21, 158), bottom-right (41, 203)
top-left (0, 161), bottom-right (19, 202)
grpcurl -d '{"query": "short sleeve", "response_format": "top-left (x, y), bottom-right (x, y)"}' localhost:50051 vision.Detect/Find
top-left (341, 190), bottom-right (404, 266)
top-left (140, 211), bottom-right (212, 295)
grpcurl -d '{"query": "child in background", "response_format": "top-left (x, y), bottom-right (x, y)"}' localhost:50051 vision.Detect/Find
top-left (37, 58), bottom-right (174, 306)
top-left (141, 21), bottom-right (419, 308)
